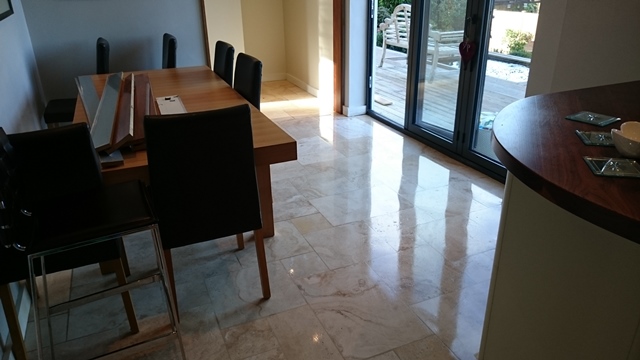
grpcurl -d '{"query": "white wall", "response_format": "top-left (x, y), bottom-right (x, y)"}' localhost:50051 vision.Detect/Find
top-left (282, 0), bottom-right (333, 97)
top-left (203, 0), bottom-right (331, 96)
top-left (241, 0), bottom-right (287, 82)
top-left (0, 0), bottom-right (44, 133)
top-left (21, 0), bottom-right (207, 101)
top-left (343, 0), bottom-right (367, 116)
top-left (527, 0), bottom-right (640, 96)
top-left (204, 0), bottom-right (245, 68)
top-left (489, 10), bottom-right (538, 54)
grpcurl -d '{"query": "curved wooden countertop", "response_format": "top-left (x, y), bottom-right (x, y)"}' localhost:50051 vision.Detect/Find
top-left (492, 81), bottom-right (640, 243)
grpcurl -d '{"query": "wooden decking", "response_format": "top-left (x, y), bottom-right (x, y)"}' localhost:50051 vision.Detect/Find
top-left (371, 47), bottom-right (528, 131)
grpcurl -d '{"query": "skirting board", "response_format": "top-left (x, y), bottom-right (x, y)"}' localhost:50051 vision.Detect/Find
top-left (262, 73), bottom-right (287, 82)
top-left (342, 104), bottom-right (366, 117)
top-left (286, 74), bottom-right (319, 97)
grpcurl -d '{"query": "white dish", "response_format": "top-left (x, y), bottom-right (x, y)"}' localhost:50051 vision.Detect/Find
top-left (611, 121), bottom-right (640, 159)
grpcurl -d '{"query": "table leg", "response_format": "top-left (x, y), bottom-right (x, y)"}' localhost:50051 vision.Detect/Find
top-left (256, 164), bottom-right (274, 238)
top-left (99, 238), bottom-right (130, 276)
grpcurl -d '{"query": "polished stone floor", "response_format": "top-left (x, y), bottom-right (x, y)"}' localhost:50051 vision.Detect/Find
top-left (23, 81), bottom-right (504, 359)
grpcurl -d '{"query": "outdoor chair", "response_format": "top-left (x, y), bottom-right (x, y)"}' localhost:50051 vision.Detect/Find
top-left (144, 104), bottom-right (271, 319)
top-left (378, 4), bottom-right (464, 82)
top-left (378, 4), bottom-right (411, 67)
top-left (426, 29), bottom-right (464, 82)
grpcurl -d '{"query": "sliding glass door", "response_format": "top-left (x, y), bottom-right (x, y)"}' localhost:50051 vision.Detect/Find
top-left (369, 0), bottom-right (540, 178)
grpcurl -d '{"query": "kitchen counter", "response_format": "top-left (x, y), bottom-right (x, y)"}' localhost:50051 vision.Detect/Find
top-left (479, 81), bottom-right (640, 359)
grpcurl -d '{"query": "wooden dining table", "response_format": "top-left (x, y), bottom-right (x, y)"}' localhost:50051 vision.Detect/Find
top-left (73, 65), bottom-right (297, 237)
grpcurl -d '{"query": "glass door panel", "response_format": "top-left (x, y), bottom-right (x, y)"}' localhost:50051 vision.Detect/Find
top-left (371, 1), bottom-right (412, 127)
top-left (367, 0), bottom-right (540, 179)
top-left (414, 0), bottom-right (468, 141)
top-left (469, 2), bottom-right (538, 162)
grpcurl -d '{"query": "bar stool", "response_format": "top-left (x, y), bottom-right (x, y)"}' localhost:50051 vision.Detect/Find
top-left (0, 124), bottom-right (185, 359)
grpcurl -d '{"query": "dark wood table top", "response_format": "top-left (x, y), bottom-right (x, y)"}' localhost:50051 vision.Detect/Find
top-left (492, 81), bottom-right (640, 243)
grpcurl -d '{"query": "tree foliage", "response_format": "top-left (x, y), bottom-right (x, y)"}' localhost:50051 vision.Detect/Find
top-left (377, 0), bottom-right (407, 26)
top-left (430, 0), bottom-right (466, 31)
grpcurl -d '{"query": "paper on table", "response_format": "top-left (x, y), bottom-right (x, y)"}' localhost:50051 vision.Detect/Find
top-left (156, 95), bottom-right (187, 115)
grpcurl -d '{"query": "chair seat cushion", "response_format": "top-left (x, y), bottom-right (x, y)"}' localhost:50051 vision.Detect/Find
top-left (0, 239), bottom-right (121, 285)
top-left (29, 180), bottom-right (156, 254)
top-left (44, 98), bottom-right (77, 124)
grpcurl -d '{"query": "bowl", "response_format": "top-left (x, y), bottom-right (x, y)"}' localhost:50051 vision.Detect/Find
top-left (611, 121), bottom-right (640, 158)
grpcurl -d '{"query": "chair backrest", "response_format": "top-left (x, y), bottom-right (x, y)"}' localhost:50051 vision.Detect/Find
top-left (213, 40), bottom-right (234, 86)
top-left (144, 104), bottom-right (262, 250)
top-left (0, 128), bottom-right (17, 249)
top-left (97, 37), bottom-right (110, 74)
top-left (233, 53), bottom-right (262, 109)
top-left (8, 123), bottom-right (103, 204)
top-left (0, 125), bottom-right (119, 283)
top-left (391, 4), bottom-right (411, 43)
top-left (162, 33), bottom-right (177, 69)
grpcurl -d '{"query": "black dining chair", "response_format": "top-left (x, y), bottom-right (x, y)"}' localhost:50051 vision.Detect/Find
top-left (234, 52), bottom-right (262, 110)
top-left (42, 37), bottom-right (109, 129)
top-left (96, 37), bottom-right (110, 74)
top-left (43, 97), bottom-right (77, 128)
top-left (162, 33), bottom-right (177, 69)
top-left (144, 104), bottom-right (271, 318)
top-left (0, 124), bottom-right (184, 359)
top-left (213, 40), bottom-right (235, 86)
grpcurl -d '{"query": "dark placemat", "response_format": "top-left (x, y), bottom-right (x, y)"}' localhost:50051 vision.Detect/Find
top-left (575, 130), bottom-right (615, 146)
top-left (566, 111), bottom-right (620, 127)
top-left (583, 157), bottom-right (640, 178)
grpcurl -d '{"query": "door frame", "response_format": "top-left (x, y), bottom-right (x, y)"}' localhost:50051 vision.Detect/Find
top-left (365, 0), bottom-right (506, 180)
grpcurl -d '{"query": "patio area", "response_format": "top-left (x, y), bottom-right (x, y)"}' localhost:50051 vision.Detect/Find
top-left (371, 47), bottom-right (529, 133)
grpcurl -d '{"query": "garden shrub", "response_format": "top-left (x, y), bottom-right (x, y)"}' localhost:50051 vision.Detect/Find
top-left (504, 29), bottom-right (533, 57)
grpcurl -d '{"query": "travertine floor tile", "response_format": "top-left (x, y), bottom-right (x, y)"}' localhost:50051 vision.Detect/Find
top-left (303, 221), bottom-right (397, 270)
top-left (20, 81), bottom-right (503, 360)
top-left (296, 263), bottom-right (433, 360)
top-left (204, 262), bottom-right (305, 329)
top-left (222, 318), bottom-right (280, 360)
top-left (412, 281), bottom-right (490, 360)
top-left (268, 305), bottom-right (343, 360)
top-left (393, 335), bottom-right (458, 360)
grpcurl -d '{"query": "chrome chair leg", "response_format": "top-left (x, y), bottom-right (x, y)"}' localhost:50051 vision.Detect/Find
top-left (150, 226), bottom-right (186, 359)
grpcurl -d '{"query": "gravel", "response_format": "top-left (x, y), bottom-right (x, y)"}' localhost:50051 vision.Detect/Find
top-left (485, 59), bottom-right (530, 82)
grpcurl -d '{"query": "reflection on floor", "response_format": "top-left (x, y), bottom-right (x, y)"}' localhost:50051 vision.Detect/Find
top-left (23, 81), bottom-right (504, 360)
